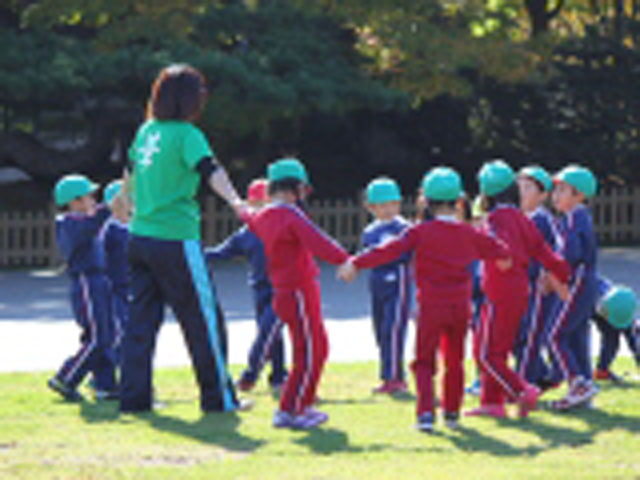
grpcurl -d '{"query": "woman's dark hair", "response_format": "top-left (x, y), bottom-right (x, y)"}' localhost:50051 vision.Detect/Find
top-left (146, 64), bottom-right (207, 121)
top-left (484, 181), bottom-right (520, 211)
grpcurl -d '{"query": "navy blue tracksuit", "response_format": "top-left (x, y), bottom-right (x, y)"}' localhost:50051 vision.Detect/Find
top-left (205, 226), bottom-right (286, 387)
top-left (120, 236), bottom-right (238, 412)
top-left (101, 219), bottom-right (129, 366)
top-left (548, 205), bottom-right (598, 382)
top-left (593, 276), bottom-right (639, 371)
top-left (361, 217), bottom-right (412, 381)
top-left (54, 205), bottom-right (116, 391)
top-left (514, 206), bottom-right (559, 384)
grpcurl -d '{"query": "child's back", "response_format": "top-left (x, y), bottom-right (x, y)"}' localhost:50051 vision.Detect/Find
top-left (248, 202), bottom-right (347, 288)
top-left (483, 205), bottom-right (567, 301)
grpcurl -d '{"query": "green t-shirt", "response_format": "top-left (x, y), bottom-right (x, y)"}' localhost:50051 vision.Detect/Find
top-left (128, 120), bottom-right (214, 240)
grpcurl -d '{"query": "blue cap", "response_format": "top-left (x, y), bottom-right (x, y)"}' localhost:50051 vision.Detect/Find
top-left (103, 180), bottom-right (122, 204)
top-left (519, 165), bottom-right (552, 192)
top-left (553, 164), bottom-right (597, 198)
top-left (267, 158), bottom-right (309, 184)
top-left (366, 177), bottom-right (402, 204)
top-left (53, 174), bottom-right (99, 207)
top-left (477, 160), bottom-right (515, 196)
top-left (422, 166), bottom-right (462, 201)
top-left (602, 285), bottom-right (637, 329)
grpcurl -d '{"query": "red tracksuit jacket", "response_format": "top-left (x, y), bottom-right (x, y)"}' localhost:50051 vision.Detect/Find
top-left (242, 202), bottom-right (348, 288)
top-left (352, 218), bottom-right (510, 304)
top-left (482, 206), bottom-right (570, 301)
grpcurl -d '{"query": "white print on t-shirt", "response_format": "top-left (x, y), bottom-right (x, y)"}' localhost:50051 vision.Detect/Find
top-left (138, 132), bottom-right (161, 168)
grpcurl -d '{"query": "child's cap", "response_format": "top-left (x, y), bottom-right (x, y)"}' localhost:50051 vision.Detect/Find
top-left (518, 165), bottom-right (552, 192)
top-left (267, 158), bottom-right (309, 184)
top-left (471, 195), bottom-right (485, 218)
top-left (366, 177), bottom-right (401, 204)
top-left (602, 285), bottom-right (637, 329)
top-left (54, 174), bottom-right (99, 207)
top-left (247, 178), bottom-right (268, 202)
top-left (477, 160), bottom-right (515, 196)
top-left (103, 180), bottom-right (123, 205)
top-left (553, 164), bottom-right (597, 198)
top-left (421, 166), bottom-right (462, 201)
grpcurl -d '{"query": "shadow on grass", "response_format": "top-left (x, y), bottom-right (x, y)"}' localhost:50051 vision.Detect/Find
top-left (294, 427), bottom-right (448, 455)
top-left (79, 401), bottom-right (264, 454)
top-left (446, 424), bottom-right (545, 457)
top-left (451, 383), bottom-right (640, 457)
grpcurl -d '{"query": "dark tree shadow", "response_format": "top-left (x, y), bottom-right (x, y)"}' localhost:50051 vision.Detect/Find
top-left (79, 400), bottom-right (264, 454)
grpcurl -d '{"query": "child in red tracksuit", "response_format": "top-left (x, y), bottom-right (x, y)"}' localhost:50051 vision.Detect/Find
top-left (241, 158), bottom-right (348, 430)
top-left (340, 167), bottom-right (511, 433)
top-left (468, 160), bottom-right (570, 419)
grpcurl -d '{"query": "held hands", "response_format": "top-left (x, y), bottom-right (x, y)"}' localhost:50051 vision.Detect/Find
top-left (495, 256), bottom-right (512, 271)
top-left (545, 272), bottom-right (570, 301)
top-left (337, 260), bottom-right (358, 283)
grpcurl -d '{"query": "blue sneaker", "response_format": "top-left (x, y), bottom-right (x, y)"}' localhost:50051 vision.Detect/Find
top-left (415, 412), bottom-right (434, 433)
top-left (465, 378), bottom-right (481, 396)
top-left (47, 377), bottom-right (83, 402)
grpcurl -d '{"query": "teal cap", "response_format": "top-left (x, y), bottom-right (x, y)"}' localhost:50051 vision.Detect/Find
top-left (103, 180), bottom-right (122, 205)
top-left (53, 174), bottom-right (99, 207)
top-left (366, 177), bottom-right (402, 204)
top-left (519, 165), bottom-right (552, 192)
top-left (267, 158), bottom-right (309, 184)
top-left (553, 164), bottom-right (597, 198)
top-left (602, 285), bottom-right (637, 329)
top-left (477, 160), bottom-right (515, 196)
top-left (422, 167), bottom-right (462, 201)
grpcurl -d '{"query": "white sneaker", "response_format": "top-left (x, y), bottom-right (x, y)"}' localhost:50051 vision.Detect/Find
top-left (568, 377), bottom-right (598, 405)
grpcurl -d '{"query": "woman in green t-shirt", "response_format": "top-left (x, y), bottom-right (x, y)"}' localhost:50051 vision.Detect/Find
top-left (120, 64), bottom-right (249, 413)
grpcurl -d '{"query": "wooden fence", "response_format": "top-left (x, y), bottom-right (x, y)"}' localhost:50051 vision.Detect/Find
top-left (2, 186), bottom-right (640, 268)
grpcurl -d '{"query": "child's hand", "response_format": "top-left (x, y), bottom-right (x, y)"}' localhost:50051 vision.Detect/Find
top-left (547, 273), bottom-right (569, 301)
top-left (538, 273), bottom-right (552, 295)
top-left (495, 257), bottom-right (512, 271)
top-left (231, 199), bottom-right (250, 219)
top-left (337, 261), bottom-right (358, 283)
top-left (109, 192), bottom-right (130, 223)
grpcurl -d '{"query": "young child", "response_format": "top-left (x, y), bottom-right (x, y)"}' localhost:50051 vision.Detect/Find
top-left (513, 166), bottom-right (559, 389)
top-left (48, 174), bottom-right (117, 402)
top-left (547, 164), bottom-right (600, 410)
top-left (339, 166), bottom-right (512, 433)
top-left (241, 158), bottom-right (349, 429)
top-left (592, 278), bottom-right (639, 382)
top-left (361, 177), bottom-right (412, 394)
top-left (205, 178), bottom-right (287, 393)
top-left (468, 160), bottom-right (570, 419)
top-left (101, 180), bottom-right (129, 371)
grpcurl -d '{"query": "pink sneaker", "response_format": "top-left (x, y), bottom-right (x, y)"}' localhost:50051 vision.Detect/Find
top-left (372, 379), bottom-right (407, 394)
top-left (464, 404), bottom-right (506, 418)
top-left (518, 384), bottom-right (540, 418)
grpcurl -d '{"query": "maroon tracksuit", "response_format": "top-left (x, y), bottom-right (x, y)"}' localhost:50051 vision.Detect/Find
top-left (476, 205), bottom-right (570, 406)
top-left (243, 202), bottom-right (348, 415)
top-left (352, 216), bottom-right (509, 417)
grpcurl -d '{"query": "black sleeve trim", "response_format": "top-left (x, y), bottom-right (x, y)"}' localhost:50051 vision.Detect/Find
top-left (196, 156), bottom-right (219, 181)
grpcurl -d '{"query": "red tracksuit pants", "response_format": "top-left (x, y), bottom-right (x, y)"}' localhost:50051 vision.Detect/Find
top-left (412, 300), bottom-right (470, 416)
top-left (474, 294), bottom-right (528, 405)
top-left (272, 280), bottom-right (328, 415)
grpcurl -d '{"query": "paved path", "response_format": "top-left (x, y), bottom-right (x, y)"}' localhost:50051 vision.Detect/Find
top-left (1, 248), bottom-right (638, 373)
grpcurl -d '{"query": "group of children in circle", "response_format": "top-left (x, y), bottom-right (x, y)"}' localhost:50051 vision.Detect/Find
top-left (48, 156), bottom-right (639, 433)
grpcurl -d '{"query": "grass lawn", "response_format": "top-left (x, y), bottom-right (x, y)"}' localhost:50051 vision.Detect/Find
top-left (1, 360), bottom-right (639, 480)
